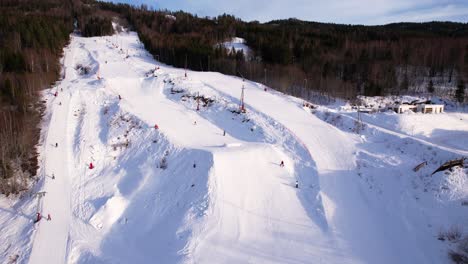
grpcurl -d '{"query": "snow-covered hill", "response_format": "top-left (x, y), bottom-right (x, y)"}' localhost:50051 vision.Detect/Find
top-left (219, 37), bottom-right (252, 59)
top-left (0, 29), bottom-right (467, 264)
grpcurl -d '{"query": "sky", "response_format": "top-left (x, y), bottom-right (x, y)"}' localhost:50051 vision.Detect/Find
top-left (109, 0), bottom-right (468, 25)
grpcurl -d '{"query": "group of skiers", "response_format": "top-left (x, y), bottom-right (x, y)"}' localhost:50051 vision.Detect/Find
top-left (35, 212), bottom-right (52, 223)
top-left (36, 140), bottom-right (60, 223)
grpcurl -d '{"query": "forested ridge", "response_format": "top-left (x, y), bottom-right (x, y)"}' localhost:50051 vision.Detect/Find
top-left (98, 1), bottom-right (467, 101)
top-left (0, 0), bottom-right (114, 195)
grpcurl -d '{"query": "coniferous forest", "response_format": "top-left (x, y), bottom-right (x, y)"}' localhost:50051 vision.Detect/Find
top-left (1, 0), bottom-right (467, 194)
top-left (0, 0), bottom-right (114, 194)
top-left (98, 1), bottom-right (468, 101)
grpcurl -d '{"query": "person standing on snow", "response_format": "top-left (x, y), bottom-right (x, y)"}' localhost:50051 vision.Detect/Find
top-left (35, 212), bottom-right (42, 223)
top-left (223, 130), bottom-right (226, 136)
top-left (47, 214), bottom-right (51, 221)
top-left (280, 161), bottom-right (284, 167)
top-left (295, 180), bottom-right (299, 188)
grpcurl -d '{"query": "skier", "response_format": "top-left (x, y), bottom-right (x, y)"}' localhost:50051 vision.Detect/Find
top-left (193, 121), bottom-right (197, 125)
top-left (35, 212), bottom-right (42, 223)
top-left (264, 87), bottom-right (267, 92)
top-left (52, 174), bottom-right (55, 180)
top-left (89, 162), bottom-right (94, 169)
top-left (223, 130), bottom-right (226, 136)
top-left (295, 180), bottom-right (299, 188)
top-left (47, 214), bottom-right (51, 221)
top-left (280, 161), bottom-right (284, 167)
top-left (154, 124), bottom-right (159, 129)
top-left (54, 91), bottom-right (58, 97)
top-left (118, 94), bottom-right (122, 100)
top-left (193, 162), bottom-right (196, 168)
top-left (56, 142), bottom-right (58, 148)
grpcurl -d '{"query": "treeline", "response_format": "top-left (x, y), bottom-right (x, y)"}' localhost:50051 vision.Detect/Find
top-left (97, 1), bottom-right (468, 101)
top-left (0, 0), bottom-right (73, 195)
top-left (75, 0), bottom-right (114, 37)
top-left (0, 0), bottom-right (115, 195)
top-left (240, 20), bottom-right (468, 99)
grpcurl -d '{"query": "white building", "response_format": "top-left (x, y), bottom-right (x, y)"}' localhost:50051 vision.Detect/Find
top-left (393, 104), bottom-right (417, 114)
top-left (392, 103), bottom-right (444, 114)
top-left (420, 104), bottom-right (444, 114)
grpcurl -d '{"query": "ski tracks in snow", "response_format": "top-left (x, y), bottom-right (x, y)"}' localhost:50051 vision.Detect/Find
top-left (25, 30), bottom-right (460, 264)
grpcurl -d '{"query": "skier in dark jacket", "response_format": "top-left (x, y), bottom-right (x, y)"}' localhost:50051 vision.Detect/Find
top-left (35, 212), bottom-right (42, 223)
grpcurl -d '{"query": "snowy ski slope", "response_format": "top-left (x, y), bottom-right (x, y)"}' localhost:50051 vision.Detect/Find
top-left (0, 29), bottom-right (466, 264)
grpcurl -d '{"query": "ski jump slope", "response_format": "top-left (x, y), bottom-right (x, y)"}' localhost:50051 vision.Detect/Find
top-left (18, 30), bottom-right (466, 264)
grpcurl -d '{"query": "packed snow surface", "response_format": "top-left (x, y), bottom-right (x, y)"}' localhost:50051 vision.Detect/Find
top-left (0, 29), bottom-right (467, 264)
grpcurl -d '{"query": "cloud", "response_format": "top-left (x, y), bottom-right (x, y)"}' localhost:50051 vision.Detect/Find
top-left (110, 0), bottom-right (468, 25)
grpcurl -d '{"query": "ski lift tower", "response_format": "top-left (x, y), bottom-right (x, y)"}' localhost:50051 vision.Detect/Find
top-left (239, 79), bottom-right (246, 113)
top-left (184, 54), bottom-right (188, 78)
top-left (356, 95), bottom-right (363, 134)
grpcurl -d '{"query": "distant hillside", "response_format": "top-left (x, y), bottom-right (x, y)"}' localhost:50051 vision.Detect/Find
top-left (97, 1), bottom-right (467, 101)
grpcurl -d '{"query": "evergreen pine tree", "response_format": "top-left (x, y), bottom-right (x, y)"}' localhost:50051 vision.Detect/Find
top-left (427, 80), bottom-right (434, 93)
top-left (455, 79), bottom-right (465, 103)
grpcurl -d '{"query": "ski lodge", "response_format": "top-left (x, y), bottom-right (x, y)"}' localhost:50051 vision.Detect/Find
top-left (391, 103), bottom-right (444, 114)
